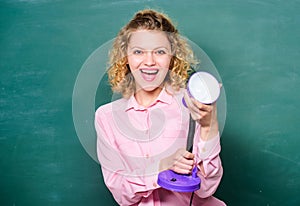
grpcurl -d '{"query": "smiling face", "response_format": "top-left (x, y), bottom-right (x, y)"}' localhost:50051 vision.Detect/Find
top-left (127, 30), bottom-right (172, 93)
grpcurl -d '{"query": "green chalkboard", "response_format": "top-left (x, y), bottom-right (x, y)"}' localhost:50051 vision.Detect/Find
top-left (1, 0), bottom-right (299, 205)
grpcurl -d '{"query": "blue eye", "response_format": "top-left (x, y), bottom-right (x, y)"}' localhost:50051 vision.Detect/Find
top-left (155, 50), bottom-right (167, 55)
top-left (133, 50), bottom-right (143, 55)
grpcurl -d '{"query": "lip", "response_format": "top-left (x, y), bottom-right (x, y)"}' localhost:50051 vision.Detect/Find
top-left (139, 68), bottom-right (159, 82)
top-left (140, 68), bottom-right (159, 75)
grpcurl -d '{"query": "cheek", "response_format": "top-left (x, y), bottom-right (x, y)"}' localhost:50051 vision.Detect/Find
top-left (158, 57), bottom-right (171, 69)
top-left (127, 57), bottom-right (141, 70)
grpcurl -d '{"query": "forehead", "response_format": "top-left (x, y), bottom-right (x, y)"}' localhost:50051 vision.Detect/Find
top-left (128, 30), bottom-right (171, 49)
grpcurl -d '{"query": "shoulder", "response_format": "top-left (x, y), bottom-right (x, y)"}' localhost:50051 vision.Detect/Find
top-left (165, 86), bottom-right (185, 103)
top-left (95, 98), bottom-right (128, 118)
top-left (165, 84), bottom-right (185, 97)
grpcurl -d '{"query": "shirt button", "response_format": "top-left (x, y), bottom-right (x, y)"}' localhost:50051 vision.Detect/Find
top-left (145, 154), bottom-right (149, 159)
top-left (153, 182), bottom-right (157, 187)
top-left (201, 147), bottom-right (206, 153)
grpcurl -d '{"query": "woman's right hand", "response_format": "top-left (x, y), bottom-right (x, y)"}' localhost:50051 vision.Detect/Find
top-left (159, 148), bottom-right (195, 174)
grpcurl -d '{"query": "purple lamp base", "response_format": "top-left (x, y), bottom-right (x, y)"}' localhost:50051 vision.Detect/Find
top-left (157, 167), bottom-right (201, 192)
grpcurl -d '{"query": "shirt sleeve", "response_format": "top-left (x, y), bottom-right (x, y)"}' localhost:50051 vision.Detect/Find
top-left (95, 109), bottom-right (160, 206)
top-left (194, 124), bottom-right (223, 198)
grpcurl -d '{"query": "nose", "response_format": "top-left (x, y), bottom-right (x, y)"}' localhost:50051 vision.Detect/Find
top-left (143, 51), bottom-right (155, 66)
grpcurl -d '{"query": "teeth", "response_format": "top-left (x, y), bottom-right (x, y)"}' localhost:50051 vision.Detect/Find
top-left (141, 69), bottom-right (158, 75)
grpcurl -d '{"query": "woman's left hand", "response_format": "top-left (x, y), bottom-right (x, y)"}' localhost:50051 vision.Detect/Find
top-left (183, 91), bottom-right (219, 140)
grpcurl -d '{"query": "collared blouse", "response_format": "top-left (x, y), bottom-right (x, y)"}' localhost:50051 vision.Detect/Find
top-left (95, 87), bottom-right (225, 206)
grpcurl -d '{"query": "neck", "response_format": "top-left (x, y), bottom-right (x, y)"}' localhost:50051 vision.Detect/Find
top-left (134, 87), bottom-right (163, 107)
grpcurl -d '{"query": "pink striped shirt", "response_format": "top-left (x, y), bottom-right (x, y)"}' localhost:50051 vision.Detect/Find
top-left (95, 87), bottom-right (225, 206)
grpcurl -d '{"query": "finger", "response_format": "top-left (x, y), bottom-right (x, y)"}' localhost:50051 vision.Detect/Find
top-left (174, 159), bottom-right (194, 168)
top-left (176, 156), bottom-right (194, 167)
top-left (182, 151), bottom-right (195, 160)
top-left (184, 92), bottom-right (201, 114)
top-left (175, 150), bottom-right (194, 164)
top-left (175, 149), bottom-right (194, 160)
top-left (191, 99), bottom-right (213, 112)
top-left (183, 90), bottom-right (194, 108)
top-left (172, 162), bottom-right (194, 174)
top-left (175, 148), bottom-right (195, 161)
top-left (173, 167), bottom-right (192, 175)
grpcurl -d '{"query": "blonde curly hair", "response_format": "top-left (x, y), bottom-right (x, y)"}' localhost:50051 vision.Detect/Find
top-left (108, 9), bottom-right (198, 98)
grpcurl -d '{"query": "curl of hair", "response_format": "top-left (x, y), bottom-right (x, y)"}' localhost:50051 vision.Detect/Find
top-left (107, 9), bottom-right (198, 98)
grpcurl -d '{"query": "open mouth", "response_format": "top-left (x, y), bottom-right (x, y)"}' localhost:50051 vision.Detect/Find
top-left (140, 69), bottom-right (159, 75)
top-left (140, 69), bottom-right (159, 82)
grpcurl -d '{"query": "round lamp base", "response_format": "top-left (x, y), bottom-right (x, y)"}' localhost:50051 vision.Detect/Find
top-left (157, 170), bottom-right (201, 192)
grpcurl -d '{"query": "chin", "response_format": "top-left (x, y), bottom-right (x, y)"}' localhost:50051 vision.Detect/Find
top-left (137, 84), bottom-right (163, 92)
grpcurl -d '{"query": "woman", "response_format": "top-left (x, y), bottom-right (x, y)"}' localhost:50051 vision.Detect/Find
top-left (95, 9), bottom-right (225, 206)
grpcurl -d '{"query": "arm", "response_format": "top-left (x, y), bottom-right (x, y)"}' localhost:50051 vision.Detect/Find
top-left (194, 128), bottom-right (223, 198)
top-left (157, 123), bottom-right (223, 198)
top-left (95, 110), bottom-right (159, 205)
top-left (183, 92), bottom-right (223, 198)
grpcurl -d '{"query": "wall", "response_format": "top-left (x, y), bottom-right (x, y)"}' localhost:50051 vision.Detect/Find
top-left (1, 0), bottom-right (299, 205)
